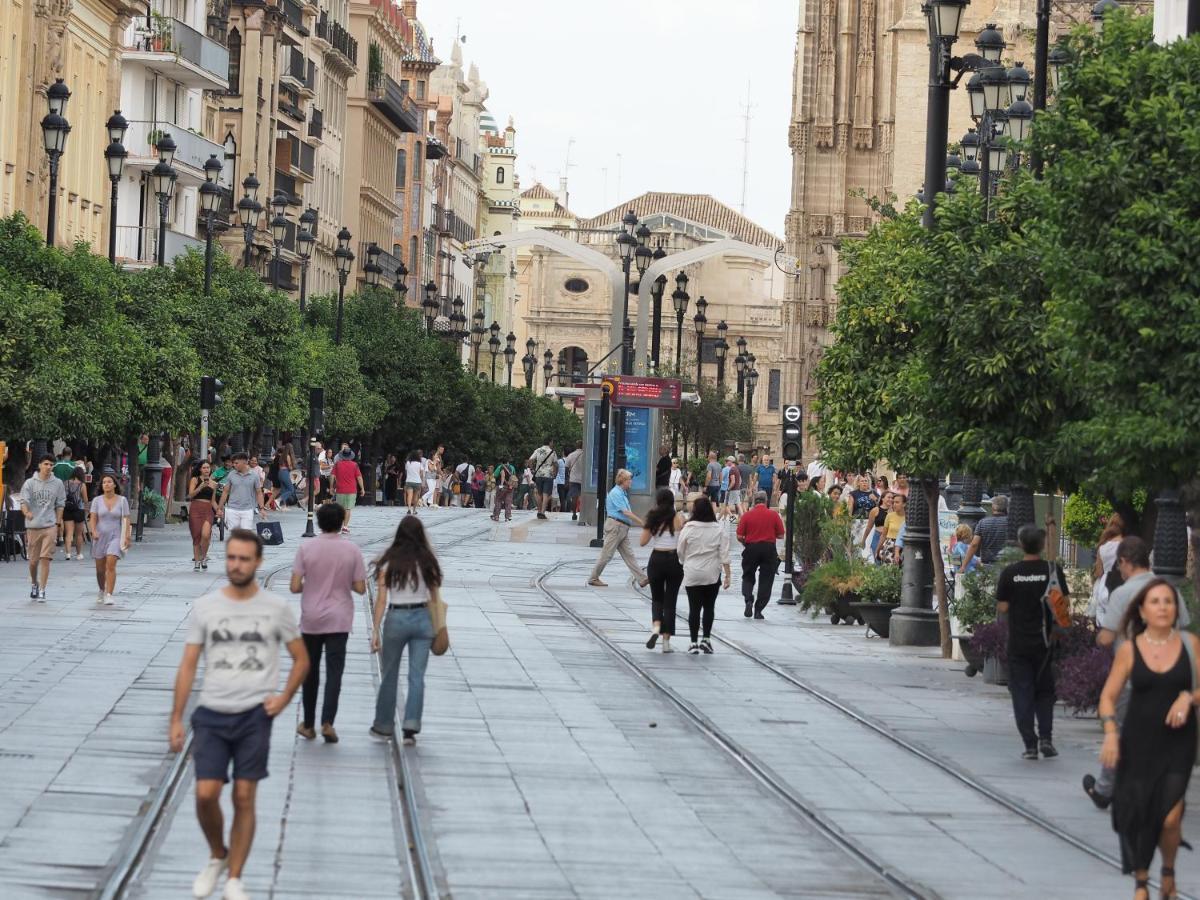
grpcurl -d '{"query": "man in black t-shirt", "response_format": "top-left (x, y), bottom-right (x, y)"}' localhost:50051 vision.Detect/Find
top-left (995, 524), bottom-right (1067, 760)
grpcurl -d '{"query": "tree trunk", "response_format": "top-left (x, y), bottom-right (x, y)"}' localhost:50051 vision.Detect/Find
top-left (925, 480), bottom-right (951, 659)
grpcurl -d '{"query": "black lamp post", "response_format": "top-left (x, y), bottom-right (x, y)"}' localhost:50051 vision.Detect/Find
top-left (297, 207), bottom-right (316, 312)
top-left (522, 351), bottom-right (535, 391)
top-left (1091, 0), bottom-right (1119, 33)
top-left (104, 109), bottom-right (128, 264)
top-left (488, 322), bottom-right (501, 382)
top-left (237, 173), bottom-right (261, 269)
top-left (693, 300), bottom-right (707, 388)
top-left (504, 332), bottom-right (517, 388)
top-left (556, 350), bottom-right (569, 406)
top-left (735, 334), bottom-right (748, 402)
top-left (746, 362), bottom-right (759, 413)
top-left (543, 348), bottom-right (554, 394)
top-left (363, 242), bottom-right (383, 291)
top-left (269, 193), bottom-right (289, 289)
top-left (392, 259), bottom-right (409, 306)
top-left (151, 133), bottom-right (177, 267)
top-left (451, 295), bottom-right (466, 344)
top-left (672, 271), bottom-right (689, 372)
top-left (41, 78), bottom-right (71, 248)
top-left (199, 154), bottom-right (223, 296)
top-left (470, 309), bottom-right (485, 373)
top-left (650, 273), bottom-right (667, 373)
top-left (920, 0), bottom-right (969, 229)
top-left (333, 226), bottom-right (353, 345)
top-left (715, 320), bottom-right (729, 393)
top-left (422, 280), bottom-right (438, 333)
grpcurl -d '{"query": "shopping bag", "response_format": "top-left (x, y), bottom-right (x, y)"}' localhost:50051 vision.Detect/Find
top-left (256, 520), bottom-right (284, 546)
top-left (429, 585), bottom-right (450, 656)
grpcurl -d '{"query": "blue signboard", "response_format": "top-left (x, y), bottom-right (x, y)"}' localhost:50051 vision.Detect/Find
top-left (587, 405), bottom-right (651, 494)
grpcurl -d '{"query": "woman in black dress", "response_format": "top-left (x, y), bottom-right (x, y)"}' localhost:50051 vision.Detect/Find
top-left (1099, 578), bottom-right (1198, 899)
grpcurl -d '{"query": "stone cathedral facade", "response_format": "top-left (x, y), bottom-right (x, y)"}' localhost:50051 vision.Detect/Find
top-left (784, 0), bottom-right (1114, 458)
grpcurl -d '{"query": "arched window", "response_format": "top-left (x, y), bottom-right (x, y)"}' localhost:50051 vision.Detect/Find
top-left (496, 167), bottom-right (505, 184)
top-left (395, 148), bottom-right (406, 188)
top-left (227, 29), bottom-right (241, 93)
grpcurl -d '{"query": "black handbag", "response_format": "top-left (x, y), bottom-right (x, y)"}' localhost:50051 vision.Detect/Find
top-left (256, 520), bottom-right (284, 546)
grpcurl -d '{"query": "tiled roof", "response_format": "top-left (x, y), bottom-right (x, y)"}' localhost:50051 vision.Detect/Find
top-left (523, 201), bottom-right (576, 220)
top-left (520, 182), bottom-right (558, 200)
top-left (581, 192), bottom-right (781, 248)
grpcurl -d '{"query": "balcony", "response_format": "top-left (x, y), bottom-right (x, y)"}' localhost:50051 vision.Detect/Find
top-left (280, 47), bottom-right (305, 90)
top-left (367, 71), bottom-right (420, 134)
top-left (275, 134), bottom-right (314, 183)
top-left (115, 225), bottom-right (204, 268)
top-left (280, 0), bottom-right (309, 39)
top-left (431, 203), bottom-right (451, 236)
top-left (121, 16), bottom-right (229, 92)
top-left (425, 135), bottom-right (446, 160)
top-left (123, 120), bottom-right (229, 186)
top-left (315, 13), bottom-right (357, 67)
top-left (307, 107), bottom-right (324, 143)
top-left (278, 86), bottom-right (306, 125)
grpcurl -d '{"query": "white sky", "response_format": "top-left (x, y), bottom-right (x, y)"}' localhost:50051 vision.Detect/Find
top-left (419, 0), bottom-right (797, 239)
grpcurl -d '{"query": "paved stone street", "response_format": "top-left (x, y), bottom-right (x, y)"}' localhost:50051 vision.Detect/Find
top-left (1, 505), bottom-right (1193, 898)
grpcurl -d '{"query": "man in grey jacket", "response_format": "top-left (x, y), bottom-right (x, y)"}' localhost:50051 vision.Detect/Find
top-left (20, 454), bottom-right (66, 602)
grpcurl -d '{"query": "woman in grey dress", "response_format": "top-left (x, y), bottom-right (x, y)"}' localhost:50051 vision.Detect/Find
top-left (89, 474), bottom-right (130, 606)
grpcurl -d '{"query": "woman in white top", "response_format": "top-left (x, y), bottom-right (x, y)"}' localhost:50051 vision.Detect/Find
top-left (404, 450), bottom-right (424, 515)
top-left (639, 488), bottom-right (685, 653)
top-left (675, 495), bottom-right (732, 654)
top-left (668, 458), bottom-right (684, 505)
top-left (1091, 513), bottom-right (1127, 619)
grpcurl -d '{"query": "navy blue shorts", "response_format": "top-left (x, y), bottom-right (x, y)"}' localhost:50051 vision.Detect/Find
top-left (706, 486), bottom-right (720, 503)
top-left (535, 476), bottom-right (554, 496)
top-left (191, 704), bottom-right (273, 782)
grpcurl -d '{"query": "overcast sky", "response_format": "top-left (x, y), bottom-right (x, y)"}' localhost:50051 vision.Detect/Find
top-left (419, 0), bottom-right (797, 238)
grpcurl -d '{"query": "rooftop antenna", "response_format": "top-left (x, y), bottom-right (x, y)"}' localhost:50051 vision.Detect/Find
top-left (739, 81), bottom-right (754, 215)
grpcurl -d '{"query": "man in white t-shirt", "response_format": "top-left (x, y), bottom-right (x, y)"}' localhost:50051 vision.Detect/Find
top-left (170, 529), bottom-right (307, 900)
top-left (531, 439), bottom-right (558, 520)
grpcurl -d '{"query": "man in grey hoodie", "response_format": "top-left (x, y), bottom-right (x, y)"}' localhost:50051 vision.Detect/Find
top-left (20, 454), bottom-right (66, 602)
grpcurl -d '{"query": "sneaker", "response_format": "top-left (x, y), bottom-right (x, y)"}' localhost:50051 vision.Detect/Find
top-left (368, 727), bottom-right (393, 742)
top-left (321, 724), bottom-right (339, 744)
top-left (537, 512), bottom-right (547, 520)
top-left (103, 593), bottom-right (115, 606)
top-left (201, 560), bottom-right (208, 570)
top-left (1082, 774), bottom-right (1112, 810)
top-left (96, 590), bottom-right (105, 605)
top-left (754, 612), bottom-right (765, 620)
top-left (297, 723), bottom-right (317, 740)
top-left (221, 877), bottom-right (250, 900)
top-left (646, 631), bottom-right (659, 650)
top-left (744, 602), bottom-right (753, 618)
top-left (29, 583), bottom-right (38, 600)
top-left (699, 638), bottom-right (713, 654)
top-left (37, 589), bottom-right (46, 604)
top-left (661, 637), bottom-right (673, 653)
top-left (571, 513), bottom-right (578, 521)
top-left (1039, 739), bottom-right (1058, 758)
top-left (687, 643), bottom-right (700, 655)
top-left (194, 561), bottom-right (201, 572)
top-left (1021, 746), bottom-right (1039, 761)
top-left (192, 855), bottom-right (228, 897)
top-left (588, 579), bottom-right (608, 587)
top-left (402, 729), bottom-right (417, 747)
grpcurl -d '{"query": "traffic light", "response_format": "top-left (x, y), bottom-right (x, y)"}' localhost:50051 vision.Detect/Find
top-left (200, 375), bottom-right (223, 409)
top-left (781, 404), bottom-right (803, 461)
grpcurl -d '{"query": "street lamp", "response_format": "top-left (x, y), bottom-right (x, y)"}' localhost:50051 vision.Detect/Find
top-left (151, 133), bottom-right (177, 267)
top-left (504, 331), bottom-right (517, 388)
top-left (693, 299), bottom-right (707, 388)
top-left (41, 78), bottom-right (71, 248)
top-left (363, 242), bottom-right (383, 289)
top-left (422, 280), bottom-right (439, 333)
top-left (649, 273), bottom-right (668, 373)
top-left (672, 271), bottom-right (690, 373)
top-left (269, 193), bottom-right (289, 289)
top-left (199, 154), bottom-right (223, 296)
top-left (470, 309), bottom-right (485, 373)
top-left (920, 0), bottom-right (969, 229)
top-left (1091, 0), bottom-right (1119, 33)
top-left (297, 207), bottom-right (316, 312)
top-left (451, 295), bottom-right (466, 343)
top-left (543, 348), bottom-right (554, 394)
top-left (746, 364), bottom-right (760, 413)
top-left (522, 351), bottom-right (535, 391)
top-left (488, 323), bottom-right (501, 382)
top-left (237, 173), bottom-right (262, 269)
top-left (104, 110), bottom-right (128, 265)
top-left (735, 334), bottom-right (748, 402)
top-left (334, 226), bottom-right (354, 345)
top-left (1048, 47), bottom-right (1070, 94)
top-left (392, 259), bottom-right (408, 305)
top-left (714, 321), bottom-right (729, 394)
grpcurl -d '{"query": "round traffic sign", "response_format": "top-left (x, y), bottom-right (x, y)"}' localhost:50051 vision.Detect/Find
top-left (784, 405), bottom-right (802, 423)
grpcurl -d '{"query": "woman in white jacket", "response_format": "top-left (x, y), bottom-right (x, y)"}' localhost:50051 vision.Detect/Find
top-left (675, 495), bottom-right (732, 654)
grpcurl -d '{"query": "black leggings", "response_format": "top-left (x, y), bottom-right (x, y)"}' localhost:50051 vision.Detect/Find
top-left (301, 632), bottom-right (348, 727)
top-left (686, 582), bottom-right (720, 642)
top-left (647, 550), bottom-right (683, 636)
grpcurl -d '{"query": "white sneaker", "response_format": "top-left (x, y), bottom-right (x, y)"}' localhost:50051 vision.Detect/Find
top-left (192, 856), bottom-right (228, 897)
top-left (96, 590), bottom-right (105, 604)
top-left (661, 637), bottom-right (673, 653)
top-left (36, 589), bottom-right (46, 603)
top-left (221, 876), bottom-right (250, 900)
top-left (687, 643), bottom-right (700, 655)
top-left (103, 593), bottom-right (115, 606)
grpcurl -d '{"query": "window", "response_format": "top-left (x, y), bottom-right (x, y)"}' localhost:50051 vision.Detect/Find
top-left (496, 166), bottom-right (505, 184)
top-left (227, 29), bottom-right (241, 92)
top-left (396, 149), bottom-right (406, 188)
top-left (416, 79), bottom-right (426, 100)
top-left (413, 141), bottom-right (422, 178)
top-left (768, 369), bottom-right (781, 410)
top-left (564, 277), bottom-right (589, 294)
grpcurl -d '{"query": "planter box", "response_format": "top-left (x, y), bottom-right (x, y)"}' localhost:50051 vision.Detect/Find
top-left (982, 654), bottom-right (1009, 686)
top-left (825, 592), bottom-right (863, 626)
top-left (848, 601), bottom-right (900, 638)
top-left (956, 635), bottom-right (985, 677)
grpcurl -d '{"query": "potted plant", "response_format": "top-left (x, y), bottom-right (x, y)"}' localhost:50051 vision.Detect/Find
top-left (140, 486), bottom-right (167, 529)
top-left (150, 11), bottom-right (173, 52)
top-left (848, 563), bottom-right (902, 637)
top-left (791, 488), bottom-right (835, 601)
top-left (799, 557), bottom-right (865, 625)
top-left (147, 128), bottom-right (166, 154)
top-left (969, 620), bottom-right (1008, 684)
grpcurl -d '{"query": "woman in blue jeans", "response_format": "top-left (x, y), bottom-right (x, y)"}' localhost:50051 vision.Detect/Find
top-left (369, 515), bottom-right (439, 745)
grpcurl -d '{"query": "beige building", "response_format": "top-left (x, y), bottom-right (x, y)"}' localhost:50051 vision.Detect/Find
top-left (786, 0), bottom-right (1108, 456)
top-left (476, 113), bottom-right (519, 335)
top-left (511, 189), bottom-right (789, 449)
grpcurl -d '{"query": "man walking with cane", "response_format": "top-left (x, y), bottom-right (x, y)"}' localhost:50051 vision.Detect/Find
top-left (736, 490), bottom-right (785, 619)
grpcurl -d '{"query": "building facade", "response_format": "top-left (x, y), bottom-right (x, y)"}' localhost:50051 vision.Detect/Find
top-left (476, 113), bottom-right (518, 334)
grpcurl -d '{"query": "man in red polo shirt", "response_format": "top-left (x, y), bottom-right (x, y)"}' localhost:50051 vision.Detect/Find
top-left (736, 490), bottom-right (785, 620)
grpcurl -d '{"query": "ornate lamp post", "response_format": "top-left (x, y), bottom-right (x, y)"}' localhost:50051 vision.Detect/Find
top-left (392, 260), bottom-right (409, 306)
top-left (672, 271), bottom-right (689, 372)
top-left (104, 109), bottom-right (128, 264)
top-left (735, 334), bottom-right (748, 403)
top-left (650, 273), bottom-right (668, 373)
top-left (421, 280), bottom-right (438, 333)
top-left (199, 154), bottom-right (223, 296)
top-left (151, 133), bottom-right (177, 267)
top-left (556, 350), bottom-right (570, 406)
top-left (746, 363), bottom-right (759, 413)
top-left (715, 320), bottom-right (729, 393)
top-left (470, 309), bottom-right (485, 373)
top-left (543, 349), bottom-right (554, 394)
top-left (920, 0), bottom-right (970, 228)
top-left (269, 193), bottom-right (289, 288)
top-left (488, 322), bottom-right (501, 382)
top-left (522, 350), bottom-right (535, 391)
top-left (451, 295), bottom-right (466, 344)
top-left (237, 173), bottom-right (262, 269)
top-left (297, 207), bottom-right (316, 312)
top-left (504, 332), bottom-right (517, 388)
top-left (693, 299), bottom-right (707, 388)
top-left (363, 242), bottom-right (383, 291)
top-left (333, 226), bottom-right (354, 345)
top-left (41, 78), bottom-right (71, 248)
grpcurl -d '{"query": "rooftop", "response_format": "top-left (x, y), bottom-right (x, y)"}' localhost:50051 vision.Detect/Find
top-left (582, 192), bottom-right (781, 248)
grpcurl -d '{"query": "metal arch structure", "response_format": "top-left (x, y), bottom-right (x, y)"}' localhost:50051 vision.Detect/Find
top-left (466, 230), bottom-right (626, 369)
top-left (636, 239), bottom-right (801, 375)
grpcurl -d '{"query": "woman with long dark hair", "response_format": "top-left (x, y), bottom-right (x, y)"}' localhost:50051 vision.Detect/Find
top-left (187, 460), bottom-right (218, 571)
top-left (62, 467), bottom-right (88, 560)
top-left (639, 488), bottom-right (685, 653)
top-left (675, 496), bottom-right (731, 655)
top-left (89, 473), bottom-right (130, 606)
top-left (370, 515), bottom-right (440, 746)
top-left (1099, 578), bottom-right (1199, 900)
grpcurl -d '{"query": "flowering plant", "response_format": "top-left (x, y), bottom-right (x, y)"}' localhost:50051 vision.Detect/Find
top-left (969, 621), bottom-right (1007, 662)
top-left (1057, 646), bottom-right (1114, 714)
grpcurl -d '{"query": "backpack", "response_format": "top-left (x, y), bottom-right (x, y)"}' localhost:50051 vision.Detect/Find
top-left (1103, 560), bottom-right (1125, 595)
top-left (64, 481), bottom-right (81, 513)
top-left (1041, 562), bottom-right (1071, 647)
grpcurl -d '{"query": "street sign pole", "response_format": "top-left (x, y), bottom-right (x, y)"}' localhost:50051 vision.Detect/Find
top-left (199, 410), bottom-right (210, 461)
top-left (591, 380), bottom-right (613, 548)
top-left (779, 404), bottom-right (803, 605)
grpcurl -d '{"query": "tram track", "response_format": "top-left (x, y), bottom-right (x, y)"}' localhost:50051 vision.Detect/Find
top-left (97, 512), bottom-right (489, 900)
